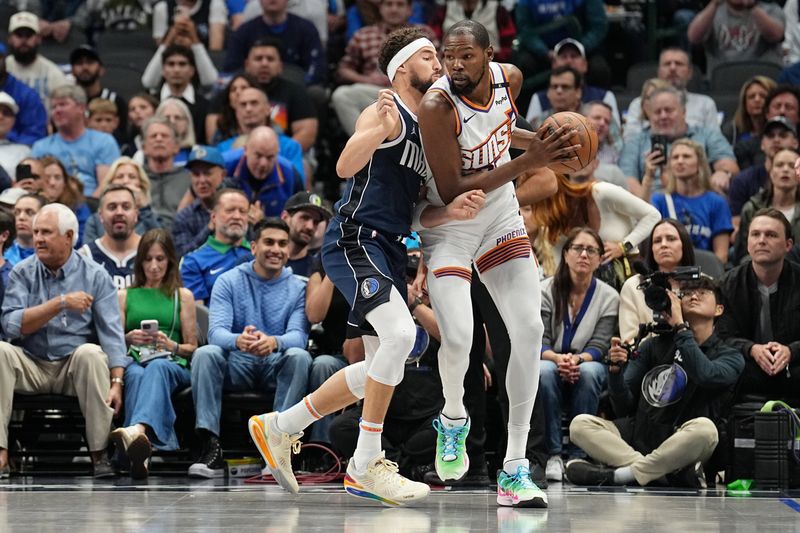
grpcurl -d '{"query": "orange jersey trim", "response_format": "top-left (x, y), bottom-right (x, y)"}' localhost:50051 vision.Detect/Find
top-left (432, 266), bottom-right (473, 283)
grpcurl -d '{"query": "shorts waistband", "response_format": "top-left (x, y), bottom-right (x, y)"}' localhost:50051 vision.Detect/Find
top-left (334, 215), bottom-right (405, 242)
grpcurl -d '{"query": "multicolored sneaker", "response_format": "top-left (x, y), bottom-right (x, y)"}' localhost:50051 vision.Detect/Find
top-left (497, 465), bottom-right (548, 508)
top-left (344, 452), bottom-right (430, 507)
top-left (432, 416), bottom-right (470, 482)
top-left (248, 412), bottom-right (303, 494)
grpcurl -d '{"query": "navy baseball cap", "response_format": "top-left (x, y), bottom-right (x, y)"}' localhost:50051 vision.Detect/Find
top-left (186, 145), bottom-right (225, 169)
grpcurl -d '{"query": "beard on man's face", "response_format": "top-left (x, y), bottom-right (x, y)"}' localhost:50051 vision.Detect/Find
top-left (409, 72), bottom-right (434, 94)
top-left (447, 64), bottom-right (485, 96)
top-left (11, 47), bottom-right (37, 66)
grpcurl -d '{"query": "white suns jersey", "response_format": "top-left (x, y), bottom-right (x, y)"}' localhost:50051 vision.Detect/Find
top-left (422, 62), bottom-right (520, 220)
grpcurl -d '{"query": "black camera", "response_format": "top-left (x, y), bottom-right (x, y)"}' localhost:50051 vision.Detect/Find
top-left (406, 253), bottom-right (421, 279)
top-left (638, 266), bottom-right (702, 319)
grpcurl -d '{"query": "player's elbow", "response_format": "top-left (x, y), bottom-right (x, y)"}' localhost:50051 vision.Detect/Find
top-left (336, 161), bottom-right (353, 179)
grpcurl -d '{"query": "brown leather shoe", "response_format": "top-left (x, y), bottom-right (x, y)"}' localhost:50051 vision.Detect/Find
top-left (110, 428), bottom-right (152, 479)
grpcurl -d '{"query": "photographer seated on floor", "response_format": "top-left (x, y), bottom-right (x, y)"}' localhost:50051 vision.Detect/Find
top-left (565, 275), bottom-right (745, 487)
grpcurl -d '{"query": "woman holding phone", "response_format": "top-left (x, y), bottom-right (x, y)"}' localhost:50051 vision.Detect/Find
top-left (111, 229), bottom-right (197, 478)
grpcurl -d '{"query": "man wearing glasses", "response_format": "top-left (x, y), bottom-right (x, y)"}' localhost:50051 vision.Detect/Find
top-left (565, 275), bottom-right (744, 488)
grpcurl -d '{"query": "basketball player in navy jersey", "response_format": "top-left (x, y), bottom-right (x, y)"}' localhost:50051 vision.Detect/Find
top-left (247, 27), bottom-right (486, 506)
top-left (416, 20), bottom-right (579, 508)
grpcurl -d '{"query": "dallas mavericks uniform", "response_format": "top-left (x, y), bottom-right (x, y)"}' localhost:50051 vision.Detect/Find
top-left (322, 94), bottom-right (427, 331)
top-left (419, 62), bottom-right (533, 279)
top-left (80, 240), bottom-right (136, 290)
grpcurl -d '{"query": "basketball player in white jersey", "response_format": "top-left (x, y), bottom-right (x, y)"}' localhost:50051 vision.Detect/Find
top-left (417, 20), bottom-right (578, 508)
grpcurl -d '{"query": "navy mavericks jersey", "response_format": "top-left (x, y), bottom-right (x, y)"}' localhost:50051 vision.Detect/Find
top-left (80, 240), bottom-right (136, 290)
top-left (335, 94), bottom-right (427, 236)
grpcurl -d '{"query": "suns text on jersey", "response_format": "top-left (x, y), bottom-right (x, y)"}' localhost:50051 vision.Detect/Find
top-left (461, 117), bottom-right (512, 171)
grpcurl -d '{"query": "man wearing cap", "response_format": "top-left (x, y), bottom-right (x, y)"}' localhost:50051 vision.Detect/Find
top-left (280, 191), bottom-right (331, 278)
top-left (728, 116), bottom-right (799, 232)
top-left (172, 145), bottom-right (228, 256)
top-left (525, 38), bottom-right (620, 131)
top-left (624, 48), bottom-right (720, 139)
top-left (70, 45), bottom-right (127, 141)
top-left (5, 11), bottom-right (69, 106)
top-left (224, 126), bottom-right (303, 219)
top-left (0, 92), bottom-right (31, 178)
top-left (0, 45), bottom-right (47, 146)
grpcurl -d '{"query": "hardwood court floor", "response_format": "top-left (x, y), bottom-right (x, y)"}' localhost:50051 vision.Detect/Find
top-left (0, 476), bottom-right (798, 532)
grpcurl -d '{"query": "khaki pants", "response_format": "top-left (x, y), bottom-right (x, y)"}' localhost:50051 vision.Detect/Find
top-left (331, 83), bottom-right (382, 136)
top-left (0, 342), bottom-right (113, 452)
top-left (569, 414), bottom-right (718, 485)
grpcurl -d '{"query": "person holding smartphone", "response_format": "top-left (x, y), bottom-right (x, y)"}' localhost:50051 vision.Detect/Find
top-left (111, 229), bottom-right (197, 478)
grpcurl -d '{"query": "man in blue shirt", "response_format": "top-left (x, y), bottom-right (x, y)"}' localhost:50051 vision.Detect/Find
top-left (180, 188), bottom-right (253, 305)
top-left (189, 217), bottom-right (311, 478)
top-left (619, 86), bottom-right (738, 199)
top-left (0, 203), bottom-right (129, 478)
top-left (31, 85), bottom-right (120, 196)
top-left (0, 44), bottom-right (47, 145)
top-left (5, 193), bottom-right (44, 266)
top-left (225, 126), bottom-right (302, 218)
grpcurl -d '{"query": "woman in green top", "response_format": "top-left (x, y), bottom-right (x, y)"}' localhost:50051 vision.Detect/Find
top-left (110, 229), bottom-right (197, 478)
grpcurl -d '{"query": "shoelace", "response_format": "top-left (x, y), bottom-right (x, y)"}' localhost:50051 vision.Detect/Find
top-left (432, 419), bottom-right (466, 459)
top-left (507, 466), bottom-right (537, 489)
top-left (372, 457), bottom-right (407, 485)
top-left (289, 434), bottom-right (302, 455)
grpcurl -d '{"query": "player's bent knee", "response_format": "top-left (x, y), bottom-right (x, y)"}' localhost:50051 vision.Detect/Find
top-left (345, 361), bottom-right (367, 399)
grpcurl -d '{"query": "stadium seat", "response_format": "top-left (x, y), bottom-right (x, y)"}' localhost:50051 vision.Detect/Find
top-left (694, 248), bottom-right (725, 279)
top-left (710, 61), bottom-right (783, 94)
top-left (196, 303), bottom-right (209, 346)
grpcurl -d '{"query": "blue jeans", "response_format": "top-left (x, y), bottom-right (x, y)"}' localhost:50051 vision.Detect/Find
top-left (124, 359), bottom-right (191, 451)
top-left (308, 354), bottom-right (348, 443)
top-left (191, 345), bottom-right (312, 436)
top-left (539, 360), bottom-right (607, 456)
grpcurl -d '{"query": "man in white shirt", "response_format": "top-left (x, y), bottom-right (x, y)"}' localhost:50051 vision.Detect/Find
top-left (624, 48), bottom-right (720, 139)
top-left (4, 11), bottom-right (68, 106)
top-left (0, 92), bottom-right (30, 179)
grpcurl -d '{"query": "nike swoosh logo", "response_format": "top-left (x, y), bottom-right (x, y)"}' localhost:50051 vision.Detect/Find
top-left (464, 113), bottom-right (477, 123)
top-left (209, 267), bottom-right (225, 275)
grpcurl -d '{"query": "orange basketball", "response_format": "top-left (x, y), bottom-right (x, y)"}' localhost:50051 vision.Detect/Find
top-left (540, 111), bottom-right (598, 174)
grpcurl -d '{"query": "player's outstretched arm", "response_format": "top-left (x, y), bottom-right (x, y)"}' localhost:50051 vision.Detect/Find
top-left (336, 89), bottom-right (402, 178)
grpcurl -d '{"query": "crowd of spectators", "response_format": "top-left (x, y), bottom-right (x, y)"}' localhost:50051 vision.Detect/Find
top-left (0, 0), bottom-right (799, 489)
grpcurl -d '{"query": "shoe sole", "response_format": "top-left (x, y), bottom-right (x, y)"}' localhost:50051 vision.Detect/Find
top-left (188, 464), bottom-right (225, 478)
top-left (435, 454), bottom-right (469, 483)
top-left (496, 493), bottom-right (549, 508)
top-left (127, 435), bottom-right (151, 480)
top-left (343, 474), bottom-right (429, 507)
top-left (248, 415), bottom-right (299, 494)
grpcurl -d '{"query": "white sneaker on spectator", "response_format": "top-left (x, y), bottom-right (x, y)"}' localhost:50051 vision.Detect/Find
top-left (545, 455), bottom-right (564, 482)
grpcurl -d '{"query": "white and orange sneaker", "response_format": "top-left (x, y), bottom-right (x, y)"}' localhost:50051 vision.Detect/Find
top-left (343, 452), bottom-right (430, 507)
top-left (248, 412), bottom-right (303, 494)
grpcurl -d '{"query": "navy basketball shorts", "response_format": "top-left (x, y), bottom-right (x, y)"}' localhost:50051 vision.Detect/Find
top-left (322, 217), bottom-right (409, 336)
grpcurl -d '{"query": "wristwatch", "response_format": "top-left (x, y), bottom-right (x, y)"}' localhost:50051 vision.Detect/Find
top-left (674, 322), bottom-right (691, 333)
top-left (111, 377), bottom-right (124, 387)
top-left (622, 241), bottom-right (635, 255)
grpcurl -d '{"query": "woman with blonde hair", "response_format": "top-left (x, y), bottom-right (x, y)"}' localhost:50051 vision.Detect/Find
top-left (39, 156), bottom-right (92, 247)
top-left (83, 157), bottom-right (161, 242)
top-left (154, 98), bottom-right (195, 165)
top-left (529, 163), bottom-right (661, 290)
top-left (724, 76), bottom-right (777, 144)
top-left (650, 138), bottom-right (733, 264)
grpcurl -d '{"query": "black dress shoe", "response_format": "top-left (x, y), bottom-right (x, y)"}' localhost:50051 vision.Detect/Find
top-left (564, 459), bottom-right (615, 486)
top-left (93, 454), bottom-right (116, 479)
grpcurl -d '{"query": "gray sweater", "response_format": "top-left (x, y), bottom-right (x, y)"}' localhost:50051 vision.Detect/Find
top-left (541, 276), bottom-right (619, 361)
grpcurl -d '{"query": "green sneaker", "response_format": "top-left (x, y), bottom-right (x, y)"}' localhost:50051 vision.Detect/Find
top-left (433, 416), bottom-right (470, 482)
top-left (497, 465), bottom-right (548, 508)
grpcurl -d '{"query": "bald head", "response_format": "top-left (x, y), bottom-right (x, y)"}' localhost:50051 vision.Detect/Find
top-left (245, 126), bottom-right (279, 180)
top-left (237, 87), bottom-right (271, 131)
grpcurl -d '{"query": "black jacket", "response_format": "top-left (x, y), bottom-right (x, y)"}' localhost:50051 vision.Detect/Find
top-left (609, 330), bottom-right (744, 455)
top-left (717, 259), bottom-right (800, 364)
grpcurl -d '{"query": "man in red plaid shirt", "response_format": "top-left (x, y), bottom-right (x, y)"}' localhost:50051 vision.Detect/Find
top-left (331, 0), bottom-right (438, 136)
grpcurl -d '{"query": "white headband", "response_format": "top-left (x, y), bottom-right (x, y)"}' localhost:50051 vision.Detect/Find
top-left (387, 38), bottom-right (435, 82)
